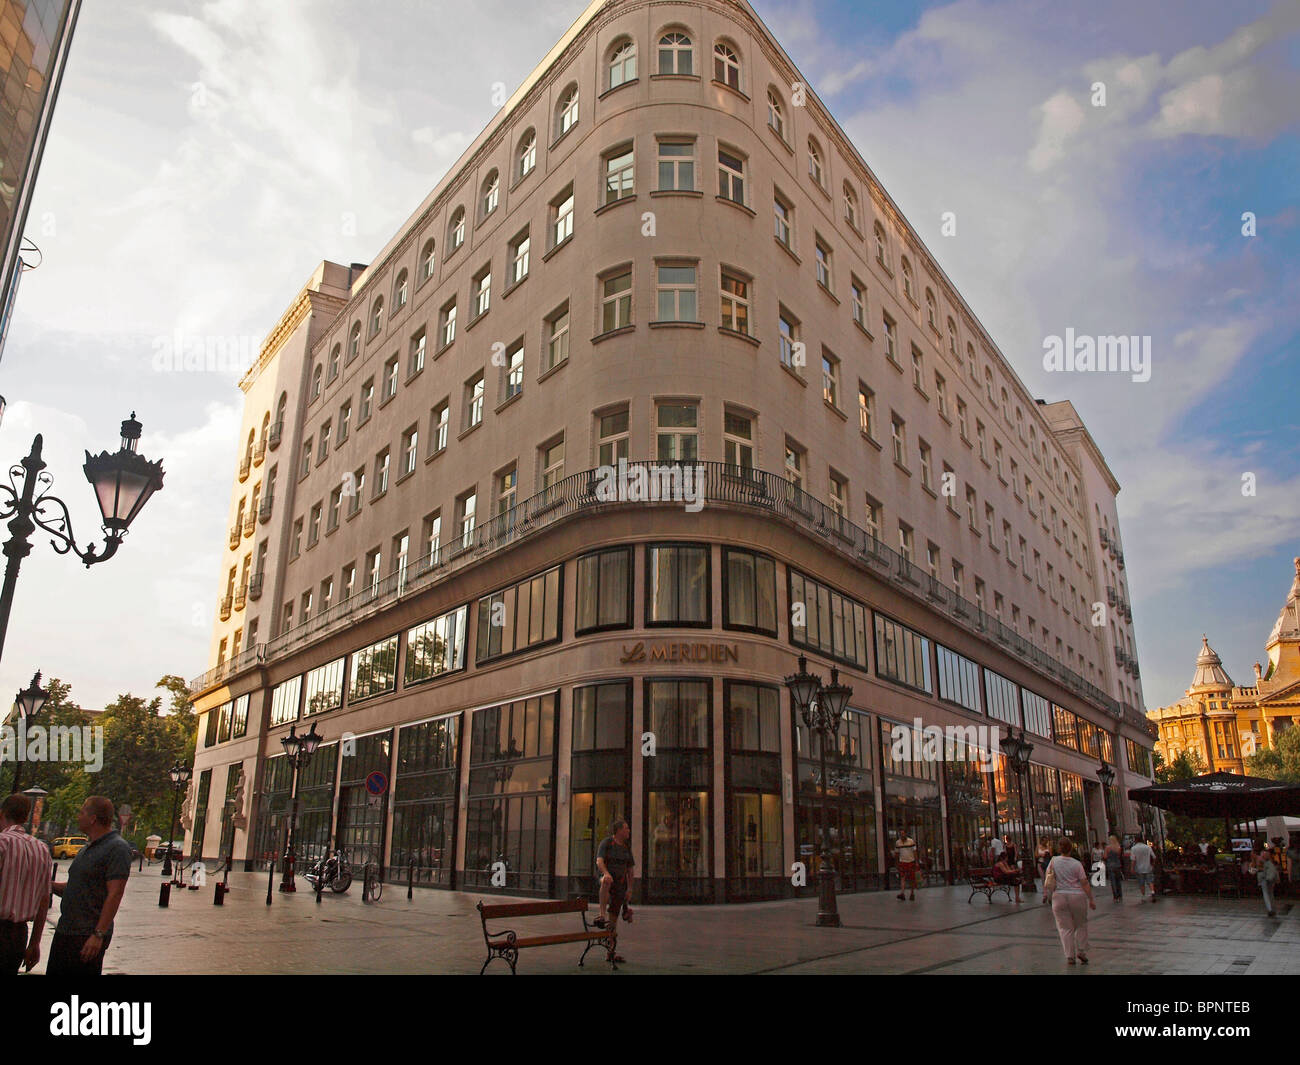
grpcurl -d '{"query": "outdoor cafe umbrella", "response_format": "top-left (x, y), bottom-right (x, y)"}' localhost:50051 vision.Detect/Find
top-left (1128, 771), bottom-right (1300, 844)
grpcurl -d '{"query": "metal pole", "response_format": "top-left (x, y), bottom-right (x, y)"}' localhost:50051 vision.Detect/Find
top-left (408, 859), bottom-right (414, 900)
top-left (815, 717), bottom-right (840, 927)
top-left (0, 435), bottom-right (42, 669)
top-left (280, 758), bottom-right (301, 893)
top-left (162, 783), bottom-right (180, 879)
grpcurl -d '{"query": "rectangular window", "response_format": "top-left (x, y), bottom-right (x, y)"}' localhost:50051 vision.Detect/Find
top-left (882, 313), bottom-right (898, 362)
top-left (646, 543), bottom-right (710, 625)
top-left (656, 402), bottom-right (698, 462)
top-left (1022, 689), bottom-right (1052, 739)
top-left (723, 409), bottom-right (753, 471)
top-left (601, 269), bottom-right (632, 332)
top-left (307, 503), bottom-right (322, 546)
top-left (401, 427), bottom-right (418, 476)
top-left (466, 373), bottom-right (485, 429)
top-left (718, 148), bottom-right (745, 204)
top-left (544, 303), bottom-right (569, 371)
top-left (919, 442), bottom-right (933, 490)
top-left (576, 547), bottom-right (632, 633)
top-left (890, 414), bottom-right (906, 466)
top-left (405, 604), bottom-right (468, 684)
top-left (779, 309), bottom-right (799, 368)
top-left (383, 356), bottom-right (399, 401)
top-left (439, 300), bottom-right (457, 349)
top-left (509, 230), bottom-right (531, 285)
top-left (873, 613), bottom-right (932, 692)
top-left (349, 634), bottom-right (399, 702)
top-left (541, 438), bottom-right (565, 490)
top-left (359, 378), bottom-right (374, 422)
top-left (773, 193), bottom-right (792, 247)
top-left (458, 490), bottom-right (477, 549)
top-left (598, 408), bottom-right (630, 466)
top-left (476, 564), bottom-right (562, 663)
top-left (504, 340), bottom-right (524, 400)
top-left (821, 350), bottom-right (840, 408)
top-left (935, 644), bottom-right (981, 713)
top-left (788, 568), bottom-right (869, 669)
top-left (850, 277), bottom-right (866, 326)
top-left (573, 682), bottom-right (631, 752)
top-left (472, 267), bottom-right (491, 319)
top-left (604, 145), bottom-right (634, 203)
top-left (911, 346), bottom-right (924, 392)
top-left (303, 657), bottom-right (345, 716)
top-left (657, 139), bottom-right (695, 191)
top-left (552, 185), bottom-right (575, 246)
top-left (858, 384), bottom-right (875, 439)
top-left (270, 675), bottom-right (302, 727)
top-left (409, 329), bottom-right (426, 376)
top-left (432, 402), bottom-right (449, 453)
top-left (720, 269), bottom-right (750, 334)
top-left (864, 495), bottom-right (882, 541)
top-left (656, 263), bottom-right (697, 322)
top-left (318, 421), bottom-right (331, 462)
top-left (984, 669), bottom-right (1021, 727)
top-left (814, 238), bottom-right (832, 289)
top-left (338, 401), bottom-right (351, 442)
top-left (374, 449), bottom-right (390, 496)
top-left (723, 548), bottom-right (777, 635)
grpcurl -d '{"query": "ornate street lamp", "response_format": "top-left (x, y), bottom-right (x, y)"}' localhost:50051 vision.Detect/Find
top-left (1097, 759), bottom-right (1116, 836)
top-left (8, 670), bottom-right (48, 795)
top-left (0, 414), bottom-right (164, 665)
top-left (279, 721), bottom-right (324, 892)
top-left (784, 654), bottom-right (852, 928)
top-left (999, 727), bottom-right (1035, 885)
top-left (163, 762), bottom-right (192, 881)
top-left (22, 784), bottom-right (46, 835)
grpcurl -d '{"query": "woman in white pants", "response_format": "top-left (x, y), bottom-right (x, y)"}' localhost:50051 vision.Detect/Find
top-left (1046, 838), bottom-right (1096, 965)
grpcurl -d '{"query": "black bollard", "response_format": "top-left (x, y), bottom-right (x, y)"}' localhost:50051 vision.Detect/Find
top-left (266, 857), bottom-right (274, 906)
top-left (315, 869), bottom-right (323, 905)
top-left (160, 882), bottom-right (171, 908)
top-left (214, 882), bottom-right (225, 906)
top-left (408, 860), bottom-right (414, 900)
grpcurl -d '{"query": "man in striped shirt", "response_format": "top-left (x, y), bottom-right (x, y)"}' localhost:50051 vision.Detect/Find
top-left (0, 793), bottom-right (53, 974)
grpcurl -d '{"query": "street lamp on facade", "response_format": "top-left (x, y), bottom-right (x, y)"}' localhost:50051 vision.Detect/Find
top-left (163, 762), bottom-right (192, 881)
top-left (1097, 759), bottom-right (1116, 836)
top-left (784, 654), bottom-right (852, 928)
top-left (8, 670), bottom-right (48, 795)
top-left (0, 414), bottom-right (164, 667)
top-left (279, 722), bottom-right (323, 893)
top-left (1000, 727), bottom-right (1035, 882)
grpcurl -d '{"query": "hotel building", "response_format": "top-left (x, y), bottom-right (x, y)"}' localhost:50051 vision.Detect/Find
top-left (185, 0), bottom-right (1154, 902)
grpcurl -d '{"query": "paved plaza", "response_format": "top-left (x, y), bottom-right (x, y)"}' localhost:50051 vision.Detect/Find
top-left (15, 864), bottom-right (1300, 976)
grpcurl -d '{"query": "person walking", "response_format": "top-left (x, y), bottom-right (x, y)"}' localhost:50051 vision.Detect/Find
top-left (1250, 844), bottom-right (1279, 918)
top-left (1130, 837), bottom-right (1156, 902)
top-left (47, 796), bottom-right (133, 976)
top-left (593, 818), bottom-right (634, 962)
top-left (1045, 838), bottom-right (1096, 965)
top-left (894, 827), bottom-right (919, 901)
top-left (0, 794), bottom-right (53, 975)
top-left (1037, 840), bottom-right (1054, 905)
top-left (1286, 835), bottom-right (1300, 893)
top-left (1105, 835), bottom-right (1124, 902)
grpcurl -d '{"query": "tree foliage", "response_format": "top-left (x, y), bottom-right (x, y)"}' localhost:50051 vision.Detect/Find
top-left (1245, 726), bottom-right (1300, 784)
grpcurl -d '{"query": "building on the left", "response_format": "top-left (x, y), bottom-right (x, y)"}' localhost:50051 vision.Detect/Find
top-left (0, 0), bottom-right (82, 375)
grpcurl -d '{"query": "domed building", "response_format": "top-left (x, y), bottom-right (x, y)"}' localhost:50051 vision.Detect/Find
top-left (1149, 558), bottom-right (1300, 772)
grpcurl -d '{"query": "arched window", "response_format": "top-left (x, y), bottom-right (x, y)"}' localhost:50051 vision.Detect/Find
top-left (556, 85), bottom-right (579, 138)
top-left (766, 89), bottom-right (784, 139)
top-left (901, 258), bottom-right (914, 300)
top-left (481, 170), bottom-right (499, 218)
top-left (448, 207), bottom-right (465, 251)
top-left (925, 288), bottom-right (937, 328)
top-left (370, 296), bottom-right (384, 336)
top-left (967, 342), bottom-right (977, 380)
top-left (1016, 406), bottom-right (1024, 441)
top-left (393, 270), bottom-right (408, 309)
top-left (311, 363), bottom-right (322, 399)
top-left (984, 367), bottom-right (995, 403)
top-left (874, 222), bottom-right (888, 265)
top-left (245, 429), bottom-right (255, 464)
top-left (608, 39), bottom-right (636, 89)
top-left (260, 412), bottom-right (270, 448)
top-left (348, 321), bottom-right (361, 361)
top-left (275, 392), bottom-right (287, 425)
top-left (947, 317), bottom-right (958, 355)
top-left (808, 139), bottom-right (823, 187)
top-left (420, 239), bottom-right (436, 282)
top-left (328, 343), bottom-right (341, 381)
top-left (713, 41), bottom-right (740, 88)
top-left (843, 183), bottom-right (858, 228)
top-left (517, 129), bottom-right (536, 179)
top-left (1001, 387), bottom-right (1010, 423)
top-left (658, 31), bottom-right (692, 75)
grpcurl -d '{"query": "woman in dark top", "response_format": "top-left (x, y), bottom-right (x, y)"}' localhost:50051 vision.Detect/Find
top-left (1105, 834), bottom-right (1124, 901)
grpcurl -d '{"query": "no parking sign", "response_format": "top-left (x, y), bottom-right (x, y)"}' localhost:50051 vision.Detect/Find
top-left (365, 771), bottom-right (388, 808)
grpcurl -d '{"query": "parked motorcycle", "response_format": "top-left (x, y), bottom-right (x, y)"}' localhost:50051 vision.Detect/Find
top-left (303, 847), bottom-right (352, 893)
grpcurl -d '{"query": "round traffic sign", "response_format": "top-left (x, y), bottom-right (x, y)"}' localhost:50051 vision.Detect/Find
top-left (365, 771), bottom-right (388, 797)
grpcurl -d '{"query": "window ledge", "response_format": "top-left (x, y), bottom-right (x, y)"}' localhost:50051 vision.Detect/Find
top-left (885, 354), bottom-right (904, 375)
top-left (710, 79), bottom-right (749, 101)
top-left (852, 319), bottom-right (874, 342)
top-left (960, 434), bottom-right (973, 449)
top-left (652, 72), bottom-right (701, 84)
top-left (780, 361), bottom-right (807, 388)
top-left (379, 392), bottom-right (396, 410)
top-left (816, 280), bottom-right (840, 304)
top-left (502, 274), bottom-right (529, 300)
top-left (434, 340), bottom-right (454, 360)
top-left (649, 319), bottom-right (705, 329)
top-left (406, 365), bottom-right (425, 386)
top-left (542, 234), bottom-right (573, 263)
top-left (845, 218), bottom-right (864, 240)
top-left (346, 508), bottom-right (362, 523)
top-left (395, 469), bottom-right (415, 488)
top-left (649, 188), bottom-right (703, 199)
top-left (937, 410), bottom-right (952, 426)
top-left (862, 430), bottom-right (882, 452)
top-left (444, 243), bottom-right (464, 266)
top-left (922, 484), bottom-right (938, 500)
top-left (598, 78), bottom-right (638, 101)
top-left (766, 124), bottom-right (793, 156)
top-left (913, 384), bottom-right (930, 402)
top-left (537, 357), bottom-right (569, 384)
top-left (549, 124), bottom-right (577, 152)
top-left (372, 488), bottom-right (387, 503)
top-left (465, 308), bottom-right (490, 332)
top-left (336, 434), bottom-right (348, 449)
top-left (425, 447), bottom-right (445, 466)
top-left (459, 421), bottom-right (483, 442)
top-left (716, 195), bottom-right (755, 217)
top-left (824, 400), bottom-right (847, 422)
top-left (876, 257), bottom-right (894, 279)
top-left (495, 391), bottom-right (523, 415)
top-left (893, 460), bottom-right (912, 477)
top-left (717, 326), bottom-right (759, 347)
top-left (591, 324), bottom-right (635, 345)
top-left (595, 195), bottom-right (637, 216)
top-left (774, 236), bottom-right (801, 265)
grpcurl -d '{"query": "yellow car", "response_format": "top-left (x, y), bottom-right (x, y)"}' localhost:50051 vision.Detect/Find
top-left (51, 836), bottom-right (89, 859)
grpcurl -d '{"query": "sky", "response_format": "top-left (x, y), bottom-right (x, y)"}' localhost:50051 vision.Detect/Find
top-left (0, 0), bottom-right (1295, 711)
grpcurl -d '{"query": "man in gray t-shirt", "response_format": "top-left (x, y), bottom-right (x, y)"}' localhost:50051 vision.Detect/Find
top-left (1130, 839), bottom-right (1156, 902)
top-left (49, 796), bottom-right (133, 976)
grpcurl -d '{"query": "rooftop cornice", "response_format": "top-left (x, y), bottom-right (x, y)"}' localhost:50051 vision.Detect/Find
top-left (240, 287), bottom-right (348, 393)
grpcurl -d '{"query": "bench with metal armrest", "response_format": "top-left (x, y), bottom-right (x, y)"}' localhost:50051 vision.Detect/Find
top-left (476, 898), bottom-right (618, 974)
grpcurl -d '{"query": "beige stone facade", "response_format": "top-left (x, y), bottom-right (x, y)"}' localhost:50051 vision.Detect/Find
top-left (185, 0), bottom-right (1152, 901)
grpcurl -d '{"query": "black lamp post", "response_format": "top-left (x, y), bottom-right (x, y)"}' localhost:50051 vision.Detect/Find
top-left (22, 784), bottom-right (46, 836)
top-left (162, 762), bottom-right (192, 880)
top-left (279, 722), bottom-right (323, 893)
top-left (784, 654), bottom-right (852, 928)
top-left (1097, 759), bottom-right (1116, 836)
top-left (0, 414), bottom-right (164, 668)
top-left (1000, 727), bottom-right (1034, 881)
top-left (8, 670), bottom-right (48, 795)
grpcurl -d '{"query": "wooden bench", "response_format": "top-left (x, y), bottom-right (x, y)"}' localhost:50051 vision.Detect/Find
top-left (476, 898), bottom-right (618, 975)
top-left (967, 867), bottom-right (1015, 904)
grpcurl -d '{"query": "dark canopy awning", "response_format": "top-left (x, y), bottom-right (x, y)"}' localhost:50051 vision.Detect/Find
top-left (1128, 771), bottom-right (1300, 819)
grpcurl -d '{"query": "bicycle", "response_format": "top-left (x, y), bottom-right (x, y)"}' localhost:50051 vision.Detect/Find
top-left (363, 860), bottom-right (382, 903)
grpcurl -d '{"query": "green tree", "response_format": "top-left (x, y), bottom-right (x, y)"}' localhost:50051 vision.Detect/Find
top-left (1153, 750), bottom-right (1223, 847)
top-left (1245, 726), bottom-right (1300, 783)
top-left (1, 677), bottom-right (90, 804)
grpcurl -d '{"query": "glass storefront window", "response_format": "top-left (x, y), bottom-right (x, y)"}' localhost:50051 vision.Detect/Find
top-left (647, 791), bottom-right (709, 879)
top-left (270, 675), bottom-right (301, 727)
top-left (794, 708), bottom-right (877, 890)
top-left (723, 548), bottom-right (777, 635)
top-left (874, 613), bottom-right (932, 692)
top-left (570, 683), bottom-right (631, 890)
top-left (945, 748), bottom-right (993, 879)
top-left (476, 566), bottom-right (562, 663)
top-left (1053, 704), bottom-right (1079, 750)
top-left (336, 731), bottom-right (392, 870)
top-left (789, 568), bottom-right (869, 669)
top-left (936, 644), bottom-right (981, 713)
top-left (1059, 770), bottom-right (1088, 851)
top-left (251, 755), bottom-right (292, 869)
top-left (1022, 689), bottom-right (1052, 739)
top-left (984, 668), bottom-right (1021, 728)
top-left (647, 679), bottom-right (709, 748)
top-left (726, 682), bottom-right (783, 900)
top-left (304, 656), bottom-right (345, 716)
top-left (294, 742), bottom-right (338, 868)
top-left (405, 605), bottom-right (467, 684)
top-left (575, 548), bottom-right (632, 633)
top-left (349, 635), bottom-right (398, 703)
top-left (570, 790), bottom-right (625, 881)
top-left (646, 544), bottom-right (710, 626)
top-left (879, 718), bottom-right (944, 882)
top-left (729, 793), bottom-right (782, 879)
top-left (574, 682), bottom-right (631, 751)
top-left (393, 715), bottom-right (461, 886)
top-left (191, 768), bottom-right (212, 859)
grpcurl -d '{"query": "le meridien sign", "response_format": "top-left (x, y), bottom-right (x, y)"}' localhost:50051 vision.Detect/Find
top-left (620, 641), bottom-right (739, 664)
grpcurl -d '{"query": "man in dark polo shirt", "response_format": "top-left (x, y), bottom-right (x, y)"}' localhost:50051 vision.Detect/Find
top-left (48, 796), bottom-right (133, 976)
top-left (594, 819), bottom-right (634, 960)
